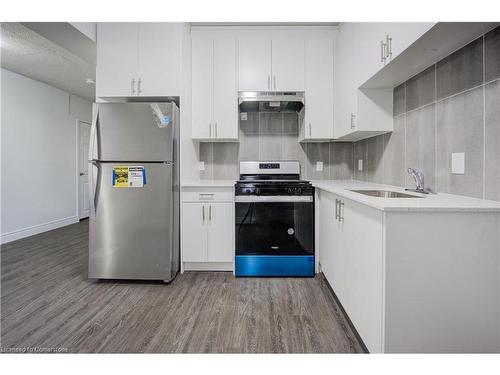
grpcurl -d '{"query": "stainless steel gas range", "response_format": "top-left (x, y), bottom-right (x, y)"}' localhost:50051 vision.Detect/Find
top-left (234, 161), bottom-right (314, 277)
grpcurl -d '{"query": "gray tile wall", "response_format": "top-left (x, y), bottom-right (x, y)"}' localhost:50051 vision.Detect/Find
top-left (354, 25), bottom-right (500, 201)
top-left (199, 112), bottom-right (354, 181)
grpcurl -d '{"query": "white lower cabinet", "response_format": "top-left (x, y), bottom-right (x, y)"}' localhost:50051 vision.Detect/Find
top-left (318, 190), bottom-right (383, 352)
top-left (317, 188), bottom-right (500, 353)
top-left (181, 188), bottom-right (234, 271)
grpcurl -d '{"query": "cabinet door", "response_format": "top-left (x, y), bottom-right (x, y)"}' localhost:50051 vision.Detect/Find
top-left (318, 191), bottom-right (336, 280)
top-left (182, 202), bottom-right (207, 262)
top-left (384, 23), bottom-right (435, 62)
top-left (191, 35), bottom-right (213, 139)
top-left (207, 202), bottom-right (233, 262)
top-left (271, 37), bottom-right (305, 91)
top-left (238, 35), bottom-right (271, 91)
top-left (138, 23), bottom-right (182, 96)
top-left (340, 198), bottom-right (384, 353)
top-left (96, 23), bottom-right (138, 98)
top-left (304, 38), bottom-right (334, 139)
top-left (213, 37), bottom-right (238, 140)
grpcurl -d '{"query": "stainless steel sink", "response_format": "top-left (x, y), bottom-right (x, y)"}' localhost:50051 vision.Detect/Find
top-left (349, 190), bottom-right (424, 198)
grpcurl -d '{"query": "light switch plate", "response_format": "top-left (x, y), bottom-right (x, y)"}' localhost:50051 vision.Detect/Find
top-left (451, 152), bottom-right (465, 174)
top-left (240, 112), bottom-right (248, 121)
top-left (358, 159), bottom-right (363, 171)
top-left (198, 161), bottom-right (205, 171)
top-left (316, 161), bottom-right (323, 172)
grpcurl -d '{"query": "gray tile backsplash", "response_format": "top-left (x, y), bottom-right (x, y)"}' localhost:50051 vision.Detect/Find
top-left (485, 26), bottom-right (500, 82)
top-left (484, 80), bottom-right (500, 201)
top-left (199, 112), bottom-right (354, 181)
top-left (356, 26), bottom-right (500, 201)
top-left (405, 104), bottom-right (436, 192)
top-left (436, 36), bottom-right (483, 100)
top-left (406, 65), bottom-right (436, 111)
top-left (383, 115), bottom-right (406, 187)
top-left (436, 87), bottom-right (484, 198)
top-left (393, 83), bottom-right (406, 116)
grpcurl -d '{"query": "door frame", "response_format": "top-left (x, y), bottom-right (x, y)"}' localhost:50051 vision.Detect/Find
top-left (76, 119), bottom-right (92, 220)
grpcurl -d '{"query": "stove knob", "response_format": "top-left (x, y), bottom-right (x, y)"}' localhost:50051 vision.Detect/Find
top-left (255, 188), bottom-right (261, 195)
top-left (295, 187), bottom-right (302, 195)
top-left (287, 188), bottom-right (293, 194)
top-left (245, 188), bottom-right (252, 195)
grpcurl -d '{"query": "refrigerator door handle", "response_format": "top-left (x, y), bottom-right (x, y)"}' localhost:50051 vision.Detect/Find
top-left (89, 161), bottom-right (100, 218)
top-left (89, 104), bottom-right (99, 161)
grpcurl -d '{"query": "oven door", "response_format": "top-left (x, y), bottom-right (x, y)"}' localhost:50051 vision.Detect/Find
top-left (234, 195), bottom-right (314, 276)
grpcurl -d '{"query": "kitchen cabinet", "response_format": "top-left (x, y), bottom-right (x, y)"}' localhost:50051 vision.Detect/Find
top-left (238, 35), bottom-right (305, 92)
top-left (181, 187), bottom-right (234, 271)
top-left (300, 37), bottom-right (334, 141)
top-left (318, 190), bottom-right (384, 352)
top-left (333, 23), bottom-right (436, 141)
top-left (316, 186), bottom-right (500, 353)
top-left (191, 33), bottom-right (238, 141)
top-left (96, 23), bottom-right (183, 98)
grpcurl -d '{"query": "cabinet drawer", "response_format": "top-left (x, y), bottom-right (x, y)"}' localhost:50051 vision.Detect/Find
top-left (181, 188), bottom-right (234, 202)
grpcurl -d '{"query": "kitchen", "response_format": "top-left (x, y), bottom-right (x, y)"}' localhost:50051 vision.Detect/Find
top-left (1, 1), bottom-right (500, 372)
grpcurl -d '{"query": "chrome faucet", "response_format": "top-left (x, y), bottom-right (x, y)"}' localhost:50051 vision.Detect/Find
top-left (406, 168), bottom-right (429, 194)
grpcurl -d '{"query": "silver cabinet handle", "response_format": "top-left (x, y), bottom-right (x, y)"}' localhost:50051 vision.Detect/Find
top-left (215, 122), bottom-right (218, 137)
top-left (350, 113), bottom-right (356, 129)
top-left (274, 75), bottom-right (277, 90)
top-left (335, 199), bottom-right (339, 220)
top-left (380, 40), bottom-right (387, 64)
top-left (209, 205), bottom-right (212, 221)
top-left (386, 34), bottom-right (392, 59)
top-left (309, 123), bottom-right (312, 137)
top-left (268, 75), bottom-right (271, 90)
top-left (137, 78), bottom-right (142, 95)
top-left (209, 122), bottom-right (212, 138)
top-left (202, 205), bottom-right (205, 221)
top-left (131, 79), bottom-right (136, 95)
top-left (339, 201), bottom-right (345, 222)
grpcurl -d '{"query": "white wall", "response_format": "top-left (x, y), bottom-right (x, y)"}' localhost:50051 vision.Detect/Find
top-left (1, 69), bottom-right (92, 243)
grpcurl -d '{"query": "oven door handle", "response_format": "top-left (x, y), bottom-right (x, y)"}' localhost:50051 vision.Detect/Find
top-left (235, 196), bottom-right (313, 203)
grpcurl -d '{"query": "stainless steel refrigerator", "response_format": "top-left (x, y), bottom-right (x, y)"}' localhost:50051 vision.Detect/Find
top-left (88, 102), bottom-right (179, 282)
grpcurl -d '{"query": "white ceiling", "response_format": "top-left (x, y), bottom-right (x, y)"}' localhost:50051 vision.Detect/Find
top-left (1, 22), bottom-right (96, 100)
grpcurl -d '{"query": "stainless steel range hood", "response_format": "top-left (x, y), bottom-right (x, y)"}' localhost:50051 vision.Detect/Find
top-left (238, 92), bottom-right (304, 113)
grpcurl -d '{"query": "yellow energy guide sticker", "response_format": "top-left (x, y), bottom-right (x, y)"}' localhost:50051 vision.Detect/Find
top-left (112, 166), bottom-right (146, 188)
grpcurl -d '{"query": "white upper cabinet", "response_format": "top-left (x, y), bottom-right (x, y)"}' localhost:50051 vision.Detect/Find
top-left (191, 32), bottom-right (238, 141)
top-left (96, 23), bottom-right (183, 98)
top-left (271, 37), bottom-right (305, 91)
top-left (96, 23), bottom-right (138, 97)
top-left (137, 23), bottom-right (182, 96)
top-left (300, 37), bottom-right (334, 141)
top-left (238, 33), bottom-right (305, 92)
top-left (191, 35), bottom-right (213, 139)
top-left (382, 23), bottom-right (436, 65)
top-left (213, 37), bottom-right (238, 140)
top-left (238, 35), bottom-right (272, 91)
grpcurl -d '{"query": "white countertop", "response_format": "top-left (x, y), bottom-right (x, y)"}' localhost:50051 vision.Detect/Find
top-left (181, 180), bottom-right (235, 188)
top-left (312, 180), bottom-right (500, 212)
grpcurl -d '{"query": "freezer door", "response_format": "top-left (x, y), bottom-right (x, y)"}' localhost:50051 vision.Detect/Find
top-left (88, 162), bottom-right (177, 281)
top-left (90, 102), bottom-right (175, 162)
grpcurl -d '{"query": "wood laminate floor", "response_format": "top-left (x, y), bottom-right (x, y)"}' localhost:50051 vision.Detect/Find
top-left (1, 220), bottom-right (363, 353)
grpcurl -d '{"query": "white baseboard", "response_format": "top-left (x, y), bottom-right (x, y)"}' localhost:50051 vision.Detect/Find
top-left (1, 216), bottom-right (79, 244)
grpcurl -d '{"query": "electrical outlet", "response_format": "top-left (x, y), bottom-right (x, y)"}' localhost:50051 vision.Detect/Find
top-left (358, 159), bottom-right (363, 171)
top-left (451, 153), bottom-right (465, 174)
top-left (316, 161), bottom-right (323, 172)
top-left (198, 161), bottom-right (205, 171)
top-left (240, 112), bottom-right (248, 121)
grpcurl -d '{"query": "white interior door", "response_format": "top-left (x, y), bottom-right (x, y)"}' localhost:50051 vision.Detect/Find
top-left (78, 121), bottom-right (91, 219)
